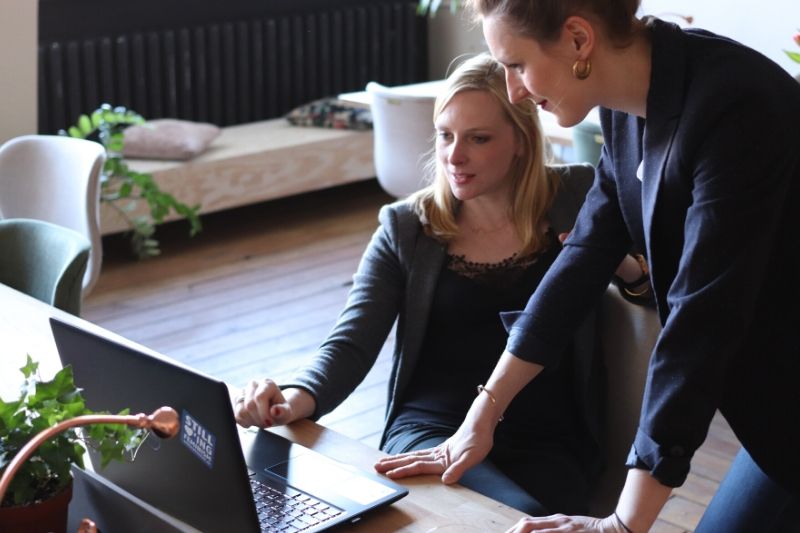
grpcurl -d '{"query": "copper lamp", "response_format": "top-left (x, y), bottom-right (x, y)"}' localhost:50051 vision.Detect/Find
top-left (0, 406), bottom-right (180, 533)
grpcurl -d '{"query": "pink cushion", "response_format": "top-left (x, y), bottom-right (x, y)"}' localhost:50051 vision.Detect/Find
top-left (123, 119), bottom-right (221, 160)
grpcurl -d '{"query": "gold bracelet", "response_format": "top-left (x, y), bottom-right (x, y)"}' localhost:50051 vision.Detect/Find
top-left (623, 284), bottom-right (651, 297)
top-left (622, 253), bottom-right (650, 297)
top-left (477, 384), bottom-right (504, 422)
top-left (614, 511), bottom-right (634, 533)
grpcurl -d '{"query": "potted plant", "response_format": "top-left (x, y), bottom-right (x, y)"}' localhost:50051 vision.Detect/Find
top-left (61, 104), bottom-right (202, 259)
top-left (0, 356), bottom-right (144, 532)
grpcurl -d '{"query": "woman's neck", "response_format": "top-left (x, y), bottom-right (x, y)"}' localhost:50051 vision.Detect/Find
top-left (457, 196), bottom-right (512, 233)
top-left (593, 24), bottom-right (652, 118)
top-left (451, 199), bottom-right (521, 263)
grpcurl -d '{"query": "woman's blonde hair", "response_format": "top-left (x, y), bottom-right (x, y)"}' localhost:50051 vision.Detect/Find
top-left (410, 52), bottom-right (557, 256)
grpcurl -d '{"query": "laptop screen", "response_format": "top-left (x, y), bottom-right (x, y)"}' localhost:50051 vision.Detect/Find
top-left (50, 318), bottom-right (408, 533)
top-left (51, 318), bottom-right (262, 532)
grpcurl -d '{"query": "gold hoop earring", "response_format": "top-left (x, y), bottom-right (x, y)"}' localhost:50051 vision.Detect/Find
top-left (572, 59), bottom-right (592, 80)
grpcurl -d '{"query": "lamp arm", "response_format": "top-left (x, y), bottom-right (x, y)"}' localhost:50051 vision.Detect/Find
top-left (0, 406), bottom-right (179, 504)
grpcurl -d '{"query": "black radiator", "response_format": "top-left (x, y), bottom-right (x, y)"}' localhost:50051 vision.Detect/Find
top-left (38, 0), bottom-right (428, 134)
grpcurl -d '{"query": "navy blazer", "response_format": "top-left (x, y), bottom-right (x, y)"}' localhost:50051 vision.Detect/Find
top-left (505, 19), bottom-right (800, 491)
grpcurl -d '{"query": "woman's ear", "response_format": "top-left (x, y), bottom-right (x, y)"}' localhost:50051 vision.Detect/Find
top-left (563, 16), bottom-right (595, 59)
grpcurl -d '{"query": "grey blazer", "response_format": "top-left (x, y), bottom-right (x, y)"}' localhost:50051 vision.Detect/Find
top-left (285, 164), bottom-right (600, 450)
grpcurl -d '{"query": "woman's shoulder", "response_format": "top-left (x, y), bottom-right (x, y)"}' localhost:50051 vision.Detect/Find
top-left (379, 199), bottom-right (419, 224)
top-left (651, 18), bottom-right (800, 111)
top-left (378, 199), bottom-right (424, 240)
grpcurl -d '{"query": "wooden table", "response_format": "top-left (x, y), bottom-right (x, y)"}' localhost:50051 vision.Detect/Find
top-left (0, 284), bottom-right (527, 531)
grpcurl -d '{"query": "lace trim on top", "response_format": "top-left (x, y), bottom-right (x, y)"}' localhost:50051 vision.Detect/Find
top-left (447, 251), bottom-right (540, 288)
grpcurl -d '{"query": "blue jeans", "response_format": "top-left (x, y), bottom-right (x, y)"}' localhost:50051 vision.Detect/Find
top-left (696, 448), bottom-right (800, 533)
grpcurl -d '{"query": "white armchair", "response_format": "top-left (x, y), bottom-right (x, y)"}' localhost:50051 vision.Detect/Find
top-left (0, 135), bottom-right (106, 296)
top-left (366, 82), bottom-right (436, 198)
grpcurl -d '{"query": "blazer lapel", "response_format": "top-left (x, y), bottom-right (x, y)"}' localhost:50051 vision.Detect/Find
top-left (395, 232), bottom-right (446, 395)
top-left (641, 19), bottom-right (687, 314)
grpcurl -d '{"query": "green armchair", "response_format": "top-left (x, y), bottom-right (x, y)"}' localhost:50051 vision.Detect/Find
top-left (0, 218), bottom-right (90, 315)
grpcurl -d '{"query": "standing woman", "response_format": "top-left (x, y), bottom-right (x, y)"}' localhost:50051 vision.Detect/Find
top-left (375, 1), bottom-right (800, 531)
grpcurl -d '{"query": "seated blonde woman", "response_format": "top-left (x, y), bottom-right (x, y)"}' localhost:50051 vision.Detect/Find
top-left (235, 53), bottom-right (646, 515)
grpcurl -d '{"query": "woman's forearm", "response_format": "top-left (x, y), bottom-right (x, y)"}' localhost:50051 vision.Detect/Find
top-left (480, 350), bottom-right (544, 419)
top-left (615, 468), bottom-right (673, 532)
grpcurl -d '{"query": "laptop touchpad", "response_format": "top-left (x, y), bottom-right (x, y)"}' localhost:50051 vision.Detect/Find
top-left (267, 453), bottom-right (352, 484)
top-left (267, 454), bottom-right (397, 506)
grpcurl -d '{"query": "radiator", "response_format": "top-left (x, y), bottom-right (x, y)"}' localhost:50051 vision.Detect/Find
top-left (38, 1), bottom-right (427, 134)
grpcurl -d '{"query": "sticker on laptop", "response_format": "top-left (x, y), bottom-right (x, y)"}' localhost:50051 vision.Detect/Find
top-left (181, 410), bottom-right (216, 469)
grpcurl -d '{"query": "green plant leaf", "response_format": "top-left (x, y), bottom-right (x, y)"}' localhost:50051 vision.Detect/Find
top-left (118, 182), bottom-right (133, 198)
top-left (91, 110), bottom-right (103, 128)
top-left (78, 114), bottom-right (94, 135)
top-left (418, 0), bottom-right (457, 15)
top-left (785, 50), bottom-right (800, 63)
top-left (108, 133), bottom-right (125, 153)
top-left (21, 355), bottom-right (39, 378)
top-left (60, 103), bottom-right (202, 259)
top-left (1, 359), bottom-right (143, 507)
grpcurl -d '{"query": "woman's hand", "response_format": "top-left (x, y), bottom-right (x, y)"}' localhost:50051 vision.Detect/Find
top-left (374, 420), bottom-right (494, 483)
top-left (505, 514), bottom-right (625, 533)
top-left (374, 391), bottom-right (501, 483)
top-left (233, 379), bottom-right (315, 428)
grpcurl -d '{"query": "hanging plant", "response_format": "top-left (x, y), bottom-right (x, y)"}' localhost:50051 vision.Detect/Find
top-left (61, 104), bottom-right (202, 259)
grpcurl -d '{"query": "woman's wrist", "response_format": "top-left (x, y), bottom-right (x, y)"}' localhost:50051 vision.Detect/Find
top-left (614, 468), bottom-right (673, 533)
top-left (596, 514), bottom-right (631, 533)
top-left (466, 388), bottom-right (504, 432)
top-left (283, 387), bottom-right (317, 422)
top-left (614, 253), bottom-right (652, 301)
top-left (613, 511), bottom-right (633, 533)
top-left (616, 253), bottom-right (648, 284)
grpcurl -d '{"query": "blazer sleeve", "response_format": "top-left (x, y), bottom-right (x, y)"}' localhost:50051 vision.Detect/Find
top-left (283, 203), bottom-right (408, 419)
top-left (628, 95), bottom-right (799, 486)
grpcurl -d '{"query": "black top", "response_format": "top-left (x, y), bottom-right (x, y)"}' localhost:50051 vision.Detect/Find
top-left (394, 233), bottom-right (584, 452)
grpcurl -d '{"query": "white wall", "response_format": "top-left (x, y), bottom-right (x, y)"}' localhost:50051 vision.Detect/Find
top-left (0, 0), bottom-right (38, 144)
top-left (428, 0), bottom-right (800, 79)
top-left (427, 8), bottom-right (486, 79)
top-left (640, 0), bottom-right (800, 76)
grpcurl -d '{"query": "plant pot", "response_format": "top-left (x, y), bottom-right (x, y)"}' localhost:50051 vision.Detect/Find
top-left (0, 482), bottom-right (73, 533)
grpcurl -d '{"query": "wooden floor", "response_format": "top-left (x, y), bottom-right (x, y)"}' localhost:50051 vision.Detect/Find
top-left (83, 180), bottom-right (737, 532)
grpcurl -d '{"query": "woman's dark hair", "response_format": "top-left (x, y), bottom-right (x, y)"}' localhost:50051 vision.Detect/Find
top-left (465, 0), bottom-right (641, 45)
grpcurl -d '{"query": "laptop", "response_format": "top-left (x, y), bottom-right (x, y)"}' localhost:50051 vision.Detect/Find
top-left (50, 318), bottom-right (408, 533)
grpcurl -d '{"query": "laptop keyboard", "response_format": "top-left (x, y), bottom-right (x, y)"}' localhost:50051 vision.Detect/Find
top-left (250, 473), bottom-right (344, 532)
